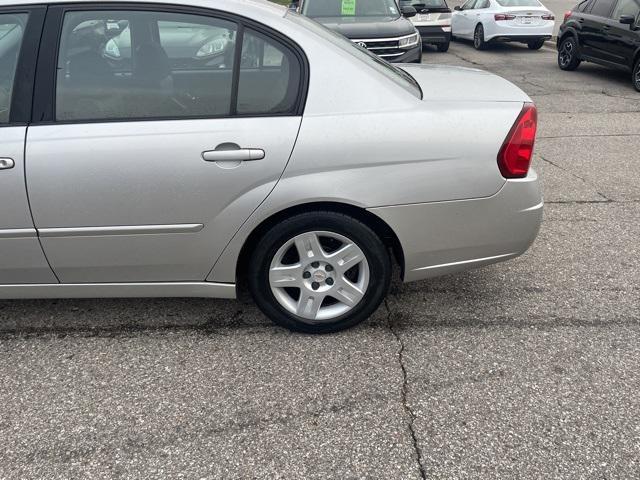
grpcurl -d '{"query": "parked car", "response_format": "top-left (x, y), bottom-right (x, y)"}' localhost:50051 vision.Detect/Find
top-left (292, 0), bottom-right (423, 62)
top-left (452, 0), bottom-right (555, 50)
top-left (0, 0), bottom-right (542, 333)
top-left (401, 0), bottom-right (453, 51)
top-left (558, 0), bottom-right (640, 92)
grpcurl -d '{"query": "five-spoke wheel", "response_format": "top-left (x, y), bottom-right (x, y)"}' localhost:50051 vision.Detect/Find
top-left (249, 211), bottom-right (391, 333)
top-left (558, 36), bottom-right (581, 71)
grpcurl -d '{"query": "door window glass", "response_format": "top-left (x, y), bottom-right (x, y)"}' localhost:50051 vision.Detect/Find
top-left (0, 13), bottom-right (28, 124)
top-left (237, 29), bottom-right (301, 115)
top-left (461, 0), bottom-right (477, 10)
top-left (589, 0), bottom-right (617, 16)
top-left (56, 10), bottom-right (237, 121)
top-left (611, 0), bottom-right (640, 19)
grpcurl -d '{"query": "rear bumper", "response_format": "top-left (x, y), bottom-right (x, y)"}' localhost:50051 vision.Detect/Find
top-left (416, 26), bottom-right (451, 45)
top-left (369, 170), bottom-right (542, 282)
top-left (485, 23), bottom-right (554, 42)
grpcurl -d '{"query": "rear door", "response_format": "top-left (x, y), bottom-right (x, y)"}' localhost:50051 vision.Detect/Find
top-left (0, 7), bottom-right (57, 284)
top-left (26, 4), bottom-right (307, 283)
top-left (581, 0), bottom-right (618, 60)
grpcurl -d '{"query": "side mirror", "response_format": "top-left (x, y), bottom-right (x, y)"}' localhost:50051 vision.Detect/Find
top-left (619, 15), bottom-right (635, 25)
top-left (454, 6), bottom-right (462, 11)
top-left (401, 5), bottom-right (417, 17)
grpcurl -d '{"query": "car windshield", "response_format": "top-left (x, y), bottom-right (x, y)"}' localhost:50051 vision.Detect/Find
top-left (495, 0), bottom-right (542, 6)
top-left (301, 0), bottom-right (401, 18)
top-left (400, 0), bottom-right (448, 8)
top-left (285, 11), bottom-right (422, 99)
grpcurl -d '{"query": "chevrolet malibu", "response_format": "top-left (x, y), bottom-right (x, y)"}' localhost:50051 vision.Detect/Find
top-left (0, 0), bottom-right (542, 333)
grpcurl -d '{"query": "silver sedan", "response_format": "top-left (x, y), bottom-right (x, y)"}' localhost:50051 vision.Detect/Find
top-left (0, 0), bottom-right (542, 333)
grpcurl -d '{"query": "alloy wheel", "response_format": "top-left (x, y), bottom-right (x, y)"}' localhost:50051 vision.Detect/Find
top-left (634, 63), bottom-right (640, 90)
top-left (559, 39), bottom-right (574, 68)
top-left (474, 27), bottom-right (482, 49)
top-left (268, 231), bottom-right (370, 323)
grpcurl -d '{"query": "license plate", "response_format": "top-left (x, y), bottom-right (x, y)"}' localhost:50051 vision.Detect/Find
top-left (520, 16), bottom-right (536, 24)
top-left (418, 14), bottom-right (432, 21)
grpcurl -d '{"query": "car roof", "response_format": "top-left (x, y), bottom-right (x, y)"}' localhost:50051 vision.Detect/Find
top-left (5, 0), bottom-right (288, 21)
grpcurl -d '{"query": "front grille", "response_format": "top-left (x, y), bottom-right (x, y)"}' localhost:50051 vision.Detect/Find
top-left (351, 38), bottom-right (404, 58)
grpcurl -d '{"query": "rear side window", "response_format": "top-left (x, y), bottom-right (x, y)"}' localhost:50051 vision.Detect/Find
top-left (237, 28), bottom-right (302, 115)
top-left (0, 13), bottom-right (28, 124)
top-left (589, 0), bottom-right (617, 16)
top-left (576, 0), bottom-right (594, 12)
top-left (54, 9), bottom-right (304, 122)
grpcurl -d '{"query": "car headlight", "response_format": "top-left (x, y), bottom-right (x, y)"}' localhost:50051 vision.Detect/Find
top-left (196, 37), bottom-right (227, 58)
top-left (399, 32), bottom-right (420, 49)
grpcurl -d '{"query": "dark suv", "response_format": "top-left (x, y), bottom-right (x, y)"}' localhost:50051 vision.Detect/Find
top-left (292, 0), bottom-right (423, 63)
top-left (557, 0), bottom-right (640, 91)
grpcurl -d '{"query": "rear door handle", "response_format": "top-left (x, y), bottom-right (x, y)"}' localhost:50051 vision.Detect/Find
top-left (202, 143), bottom-right (265, 162)
top-left (0, 158), bottom-right (15, 170)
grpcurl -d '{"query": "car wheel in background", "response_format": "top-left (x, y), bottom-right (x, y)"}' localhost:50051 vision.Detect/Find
top-left (527, 39), bottom-right (545, 50)
top-left (248, 211), bottom-right (392, 334)
top-left (474, 24), bottom-right (487, 50)
top-left (633, 58), bottom-right (640, 92)
top-left (558, 36), bottom-right (581, 71)
top-left (437, 41), bottom-right (450, 52)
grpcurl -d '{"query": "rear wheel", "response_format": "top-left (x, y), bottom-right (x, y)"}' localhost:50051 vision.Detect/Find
top-left (558, 36), bottom-right (581, 71)
top-left (527, 39), bottom-right (545, 50)
top-left (248, 211), bottom-right (392, 334)
top-left (633, 58), bottom-right (640, 92)
top-left (473, 24), bottom-right (487, 50)
top-left (437, 41), bottom-right (450, 52)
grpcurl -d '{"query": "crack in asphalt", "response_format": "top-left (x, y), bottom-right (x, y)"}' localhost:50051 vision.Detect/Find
top-left (539, 155), bottom-right (612, 202)
top-left (385, 299), bottom-right (428, 480)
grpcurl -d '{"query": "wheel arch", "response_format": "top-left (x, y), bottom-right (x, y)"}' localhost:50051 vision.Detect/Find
top-left (234, 202), bottom-right (405, 295)
top-left (559, 27), bottom-right (579, 45)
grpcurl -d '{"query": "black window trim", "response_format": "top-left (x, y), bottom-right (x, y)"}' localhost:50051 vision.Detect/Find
top-left (31, 2), bottom-right (310, 126)
top-left (0, 5), bottom-right (46, 127)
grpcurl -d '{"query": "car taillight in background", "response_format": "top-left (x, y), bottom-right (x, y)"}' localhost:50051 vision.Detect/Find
top-left (494, 13), bottom-right (516, 20)
top-left (497, 103), bottom-right (537, 178)
top-left (542, 13), bottom-right (555, 20)
top-left (563, 11), bottom-right (572, 22)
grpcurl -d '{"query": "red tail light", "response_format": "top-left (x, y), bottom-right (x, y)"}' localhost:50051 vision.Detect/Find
top-left (563, 10), bottom-right (572, 22)
top-left (497, 103), bottom-right (537, 178)
top-left (542, 13), bottom-right (555, 20)
top-left (494, 13), bottom-right (516, 20)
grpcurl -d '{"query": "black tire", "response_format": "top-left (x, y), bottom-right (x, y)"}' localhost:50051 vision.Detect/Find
top-left (437, 41), bottom-right (450, 52)
top-left (527, 39), bottom-right (545, 50)
top-left (473, 24), bottom-right (487, 50)
top-left (248, 211), bottom-right (392, 334)
top-left (557, 36), bottom-right (581, 71)
top-left (633, 58), bottom-right (640, 92)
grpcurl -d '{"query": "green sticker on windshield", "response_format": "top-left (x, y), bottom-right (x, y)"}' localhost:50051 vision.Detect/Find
top-left (341, 0), bottom-right (356, 15)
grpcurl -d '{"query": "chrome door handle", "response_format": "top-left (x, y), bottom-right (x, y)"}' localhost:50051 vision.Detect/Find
top-left (0, 158), bottom-right (15, 170)
top-left (202, 143), bottom-right (264, 162)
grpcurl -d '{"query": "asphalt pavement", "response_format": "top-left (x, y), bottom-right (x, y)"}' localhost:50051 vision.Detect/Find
top-left (1, 41), bottom-right (639, 479)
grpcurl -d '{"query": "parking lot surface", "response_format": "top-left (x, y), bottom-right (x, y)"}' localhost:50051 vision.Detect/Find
top-left (1, 42), bottom-right (639, 479)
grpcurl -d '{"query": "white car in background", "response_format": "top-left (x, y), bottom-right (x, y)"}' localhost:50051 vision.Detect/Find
top-left (452, 0), bottom-right (554, 50)
top-left (401, 0), bottom-right (453, 52)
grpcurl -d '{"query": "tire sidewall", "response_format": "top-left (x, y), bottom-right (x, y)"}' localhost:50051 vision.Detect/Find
top-left (633, 59), bottom-right (640, 92)
top-left (474, 24), bottom-right (485, 50)
top-left (558, 36), bottom-right (579, 70)
top-left (248, 212), bottom-right (391, 333)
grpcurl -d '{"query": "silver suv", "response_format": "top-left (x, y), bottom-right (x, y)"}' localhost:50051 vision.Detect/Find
top-left (0, 0), bottom-right (542, 333)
